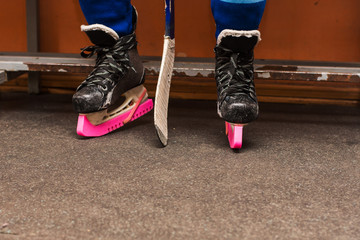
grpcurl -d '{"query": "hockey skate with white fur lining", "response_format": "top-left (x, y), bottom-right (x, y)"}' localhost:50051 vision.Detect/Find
top-left (72, 8), bottom-right (153, 137)
top-left (215, 29), bottom-right (261, 149)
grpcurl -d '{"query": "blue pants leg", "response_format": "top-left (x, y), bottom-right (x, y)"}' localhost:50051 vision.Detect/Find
top-left (79, 0), bottom-right (133, 37)
top-left (79, 0), bottom-right (266, 39)
top-left (211, 0), bottom-right (266, 38)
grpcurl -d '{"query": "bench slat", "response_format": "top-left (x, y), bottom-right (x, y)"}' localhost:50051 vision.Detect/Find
top-left (1, 55), bottom-right (360, 84)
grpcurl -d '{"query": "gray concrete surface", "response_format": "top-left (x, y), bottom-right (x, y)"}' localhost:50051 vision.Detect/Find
top-left (0, 92), bottom-right (359, 239)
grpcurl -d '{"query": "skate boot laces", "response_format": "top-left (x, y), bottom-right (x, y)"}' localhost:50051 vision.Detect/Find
top-left (77, 33), bottom-right (137, 92)
top-left (215, 46), bottom-right (256, 103)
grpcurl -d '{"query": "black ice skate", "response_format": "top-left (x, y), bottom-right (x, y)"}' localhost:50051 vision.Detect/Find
top-left (72, 15), bottom-right (153, 137)
top-left (214, 29), bottom-right (261, 148)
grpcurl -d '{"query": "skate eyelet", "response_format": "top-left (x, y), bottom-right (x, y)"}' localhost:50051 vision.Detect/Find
top-left (99, 85), bottom-right (108, 91)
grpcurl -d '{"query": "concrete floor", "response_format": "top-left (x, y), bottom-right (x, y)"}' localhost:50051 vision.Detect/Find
top-left (0, 92), bottom-right (359, 239)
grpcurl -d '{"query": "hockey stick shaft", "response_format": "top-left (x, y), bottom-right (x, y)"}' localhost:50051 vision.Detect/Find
top-left (154, 0), bottom-right (175, 146)
top-left (165, 0), bottom-right (175, 39)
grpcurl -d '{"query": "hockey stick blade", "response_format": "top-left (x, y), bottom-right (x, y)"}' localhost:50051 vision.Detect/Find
top-left (154, 37), bottom-right (175, 146)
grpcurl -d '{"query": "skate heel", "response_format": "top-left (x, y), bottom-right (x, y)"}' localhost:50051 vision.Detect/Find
top-left (77, 85), bottom-right (153, 137)
top-left (225, 122), bottom-right (244, 149)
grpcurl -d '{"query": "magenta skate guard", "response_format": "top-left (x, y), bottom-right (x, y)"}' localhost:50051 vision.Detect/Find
top-left (77, 98), bottom-right (153, 137)
top-left (225, 122), bottom-right (244, 149)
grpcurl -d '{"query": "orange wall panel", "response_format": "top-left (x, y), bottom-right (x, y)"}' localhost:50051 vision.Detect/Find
top-left (0, 0), bottom-right (27, 52)
top-left (38, 0), bottom-right (90, 53)
top-left (258, 0), bottom-right (360, 62)
top-left (1, 0), bottom-right (360, 62)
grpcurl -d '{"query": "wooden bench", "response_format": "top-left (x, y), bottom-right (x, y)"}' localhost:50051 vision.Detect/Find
top-left (1, 53), bottom-right (360, 105)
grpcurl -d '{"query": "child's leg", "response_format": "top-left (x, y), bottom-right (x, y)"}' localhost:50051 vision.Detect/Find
top-left (211, 0), bottom-right (266, 38)
top-left (79, 0), bottom-right (133, 36)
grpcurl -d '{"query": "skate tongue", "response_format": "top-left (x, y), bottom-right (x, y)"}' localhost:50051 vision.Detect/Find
top-left (217, 30), bottom-right (260, 53)
top-left (81, 24), bottom-right (120, 47)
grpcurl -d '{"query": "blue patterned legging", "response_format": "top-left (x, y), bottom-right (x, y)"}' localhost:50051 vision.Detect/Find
top-left (79, 0), bottom-right (266, 38)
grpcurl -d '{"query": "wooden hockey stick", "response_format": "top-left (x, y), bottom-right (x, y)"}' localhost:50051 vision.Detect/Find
top-left (154, 0), bottom-right (175, 146)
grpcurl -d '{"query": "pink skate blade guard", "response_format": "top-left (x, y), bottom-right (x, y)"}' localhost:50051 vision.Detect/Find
top-left (226, 122), bottom-right (243, 149)
top-left (77, 99), bottom-right (153, 137)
